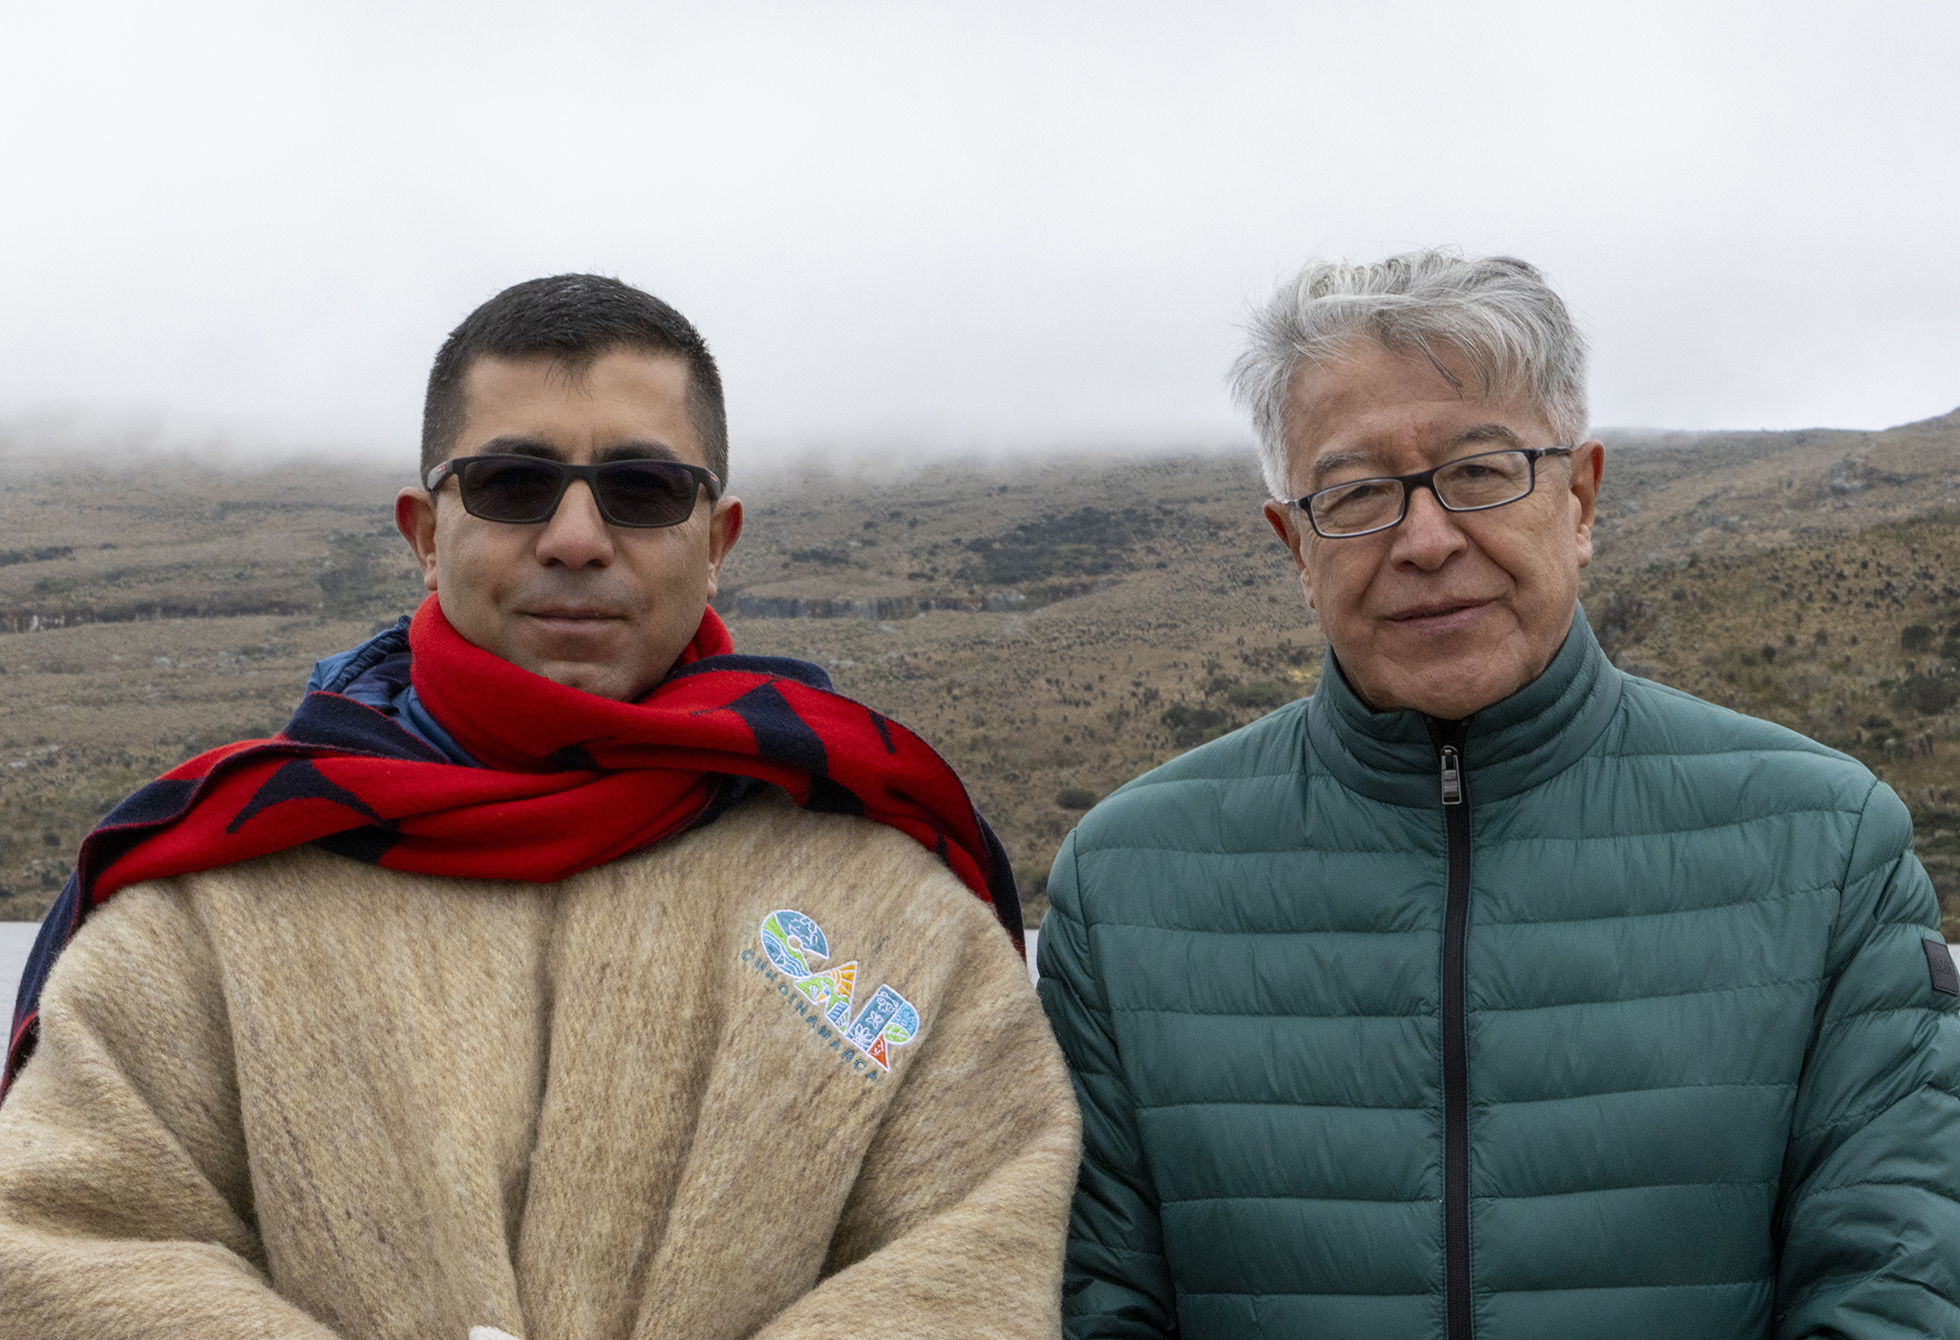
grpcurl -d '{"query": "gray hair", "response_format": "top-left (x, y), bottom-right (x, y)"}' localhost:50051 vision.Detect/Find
top-left (1229, 249), bottom-right (1590, 498)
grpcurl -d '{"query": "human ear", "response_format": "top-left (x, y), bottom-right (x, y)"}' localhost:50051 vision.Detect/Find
top-left (396, 488), bottom-right (441, 593)
top-left (1568, 441), bottom-right (1604, 569)
top-left (703, 496), bottom-right (744, 601)
top-left (1263, 498), bottom-right (1306, 567)
top-left (1263, 498), bottom-right (1318, 609)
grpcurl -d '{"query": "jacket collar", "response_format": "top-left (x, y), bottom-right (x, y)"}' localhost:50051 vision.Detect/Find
top-left (1304, 604), bottom-right (1623, 808)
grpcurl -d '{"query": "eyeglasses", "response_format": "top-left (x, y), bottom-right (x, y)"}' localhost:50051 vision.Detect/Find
top-left (426, 454), bottom-right (723, 528)
top-left (1290, 446), bottom-right (1574, 539)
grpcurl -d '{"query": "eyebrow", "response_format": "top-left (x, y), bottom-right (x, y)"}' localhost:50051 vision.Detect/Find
top-left (1449, 423), bottom-right (1524, 448)
top-left (477, 436), bottom-right (683, 463)
top-left (1307, 449), bottom-right (1383, 488)
top-left (1305, 423), bottom-right (1527, 490)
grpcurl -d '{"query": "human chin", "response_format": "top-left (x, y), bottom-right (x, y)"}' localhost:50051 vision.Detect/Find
top-left (506, 625), bottom-right (643, 699)
top-left (530, 656), bottom-right (639, 701)
top-left (1396, 659), bottom-right (1526, 719)
top-left (1357, 625), bottom-right (1531, 717)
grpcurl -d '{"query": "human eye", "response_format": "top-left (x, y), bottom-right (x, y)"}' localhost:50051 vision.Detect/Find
top-left (606, 461), bottom-right (691, 504)
top-left (1321, 478), bottom-right (1389, 505)
top-left (1460, 449), bottom-right (1532, 476)
top-left (1437, 451), bottom-right (1531, 506)
top-left (1311, 477), bottom-right (1401, 531)
top-left (465, 457), bottom-right (561, 515)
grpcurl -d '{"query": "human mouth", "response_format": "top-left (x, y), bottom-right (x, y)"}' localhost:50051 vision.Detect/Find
top-left (523, 606), bottom-right (628, 630)
top-left (1385, 599), bottom-right (1491, 631)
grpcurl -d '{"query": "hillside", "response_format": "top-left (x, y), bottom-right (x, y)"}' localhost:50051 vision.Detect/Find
top-left (2, 411), bottom-right (1956, 931)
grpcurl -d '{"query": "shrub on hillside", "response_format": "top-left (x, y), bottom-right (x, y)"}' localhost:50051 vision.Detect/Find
top-left (1894, 673), bottom-right (1959, 716)
top-left (958, 506), bottom-right (1159, 587)
top-left (1592, 590), bottom-right (1652, 658)
top-left (1226, 680), bottom-right (1290, 711)
top-left (1162, 703), bottom-right (1232, 748)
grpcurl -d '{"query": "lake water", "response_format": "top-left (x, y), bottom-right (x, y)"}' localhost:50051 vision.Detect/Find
top-left (3, 922), bottom-right (39, 1010)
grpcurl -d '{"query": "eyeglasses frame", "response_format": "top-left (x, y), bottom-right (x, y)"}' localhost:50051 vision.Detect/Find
top-left (425, 453), bottom-right (724, 529)
top-left (1288, 445), bottom-right (1576, 539)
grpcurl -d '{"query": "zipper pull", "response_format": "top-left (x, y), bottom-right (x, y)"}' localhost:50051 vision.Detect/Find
top-left (1439, 745), bottom-right (1463, 806)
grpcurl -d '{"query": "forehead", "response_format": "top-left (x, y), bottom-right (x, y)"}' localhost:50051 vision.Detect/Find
top-left (1283, 340), bottom-right (1551, 487)
top-left (455, 348), bottom-right (705, 467)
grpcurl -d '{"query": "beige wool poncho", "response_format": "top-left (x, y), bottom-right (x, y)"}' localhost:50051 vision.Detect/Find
top-left (0, 789), bottom-right (1080, 1340)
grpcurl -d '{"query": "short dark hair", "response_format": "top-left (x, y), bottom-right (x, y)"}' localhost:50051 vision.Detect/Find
top-left (420, 274), bottom-right (728, 483)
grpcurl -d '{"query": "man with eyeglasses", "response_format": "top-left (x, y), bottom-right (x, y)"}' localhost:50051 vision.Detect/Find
top-left (1, 275), bottom-right (1080, 1340)
top-left (1039, 250), bottom-right (1960, 1339)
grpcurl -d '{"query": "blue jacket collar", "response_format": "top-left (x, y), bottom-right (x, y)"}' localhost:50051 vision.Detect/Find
top-left (304, 617), bottom-right (480, 766)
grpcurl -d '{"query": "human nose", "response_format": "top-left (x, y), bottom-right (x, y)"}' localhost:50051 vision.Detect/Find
top-left (533, 479), bottom-right (616, 568)
top-left (1387, 482), bottom-right (1467, 569)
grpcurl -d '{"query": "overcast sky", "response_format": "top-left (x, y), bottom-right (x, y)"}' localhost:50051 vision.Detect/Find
top-left (1, 0), bottom-right (1955, 467)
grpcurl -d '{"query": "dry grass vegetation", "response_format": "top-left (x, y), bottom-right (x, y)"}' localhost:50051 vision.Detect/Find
top-left (3, 410), bottom-right (1957, 933)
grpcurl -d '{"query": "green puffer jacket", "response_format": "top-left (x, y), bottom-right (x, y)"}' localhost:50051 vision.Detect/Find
top-left (1039, 614), bottom-right (1960, 1340)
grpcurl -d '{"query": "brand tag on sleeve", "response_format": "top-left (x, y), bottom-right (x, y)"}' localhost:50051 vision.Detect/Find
top-left (1923, 939), bottom-right (1959, 997)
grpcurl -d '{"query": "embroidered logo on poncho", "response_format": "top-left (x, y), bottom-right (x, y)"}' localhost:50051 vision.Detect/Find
top-left (747, 909), bottom-right (921, 1073)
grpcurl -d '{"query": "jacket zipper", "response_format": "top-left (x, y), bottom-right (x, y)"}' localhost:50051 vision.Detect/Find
top-left (1438, 731), bottom-right (1472, 1340)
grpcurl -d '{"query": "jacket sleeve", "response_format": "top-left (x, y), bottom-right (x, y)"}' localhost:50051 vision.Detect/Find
top-left (749, 911), bottom-right (1082, 1340)
top-left (0, 886), bottom-right (342, 1340)
top-left (1774, 780), bottom-right (1960, 1338)
top-left (1037, 831), bottom-right (1178, 1339)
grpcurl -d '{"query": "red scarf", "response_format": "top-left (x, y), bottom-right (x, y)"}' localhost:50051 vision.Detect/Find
top-left (101, 598), bottom-right (1009, 908)
top-left (7, 599), bottom-right (1017, 1098)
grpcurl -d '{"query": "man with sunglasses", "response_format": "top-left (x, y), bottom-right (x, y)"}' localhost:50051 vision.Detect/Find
top-left (1039, 250), bottom-right (1960, 1339)
top-left (1, 275), bottom-right (1079, 1340)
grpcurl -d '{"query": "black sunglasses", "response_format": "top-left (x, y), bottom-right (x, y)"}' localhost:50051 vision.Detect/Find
top-left (426, 454), bottom-right (723, 529)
